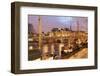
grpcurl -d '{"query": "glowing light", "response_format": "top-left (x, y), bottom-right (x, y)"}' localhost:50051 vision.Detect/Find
top-left (28, 38), bottom-right (33, 41)
top-left (29, 46), bottom-right (33, 50)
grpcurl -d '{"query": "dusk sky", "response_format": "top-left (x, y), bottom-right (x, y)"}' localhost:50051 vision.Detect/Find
top-left (28, 15), bottom-right (88, 33)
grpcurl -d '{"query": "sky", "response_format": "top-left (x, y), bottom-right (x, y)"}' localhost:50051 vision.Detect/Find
top-left (28, 15), bottom-right (88, 33)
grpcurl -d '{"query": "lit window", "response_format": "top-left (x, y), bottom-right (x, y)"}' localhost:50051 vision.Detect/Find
top-left (29, 46), bottom-right (33, 50)
top-left (28, 38), bottom-right (33, 41)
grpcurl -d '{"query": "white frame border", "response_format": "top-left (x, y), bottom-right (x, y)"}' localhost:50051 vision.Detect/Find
top-left (20, 6), bottom-right (95, 70)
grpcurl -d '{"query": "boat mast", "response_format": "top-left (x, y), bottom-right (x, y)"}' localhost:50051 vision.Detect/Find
top-left (38, 16), bottom-right (42, 50)
top-left (77, 20), bottom-right (79, 38)
top-left (69, 18), bottom-right (71, 46)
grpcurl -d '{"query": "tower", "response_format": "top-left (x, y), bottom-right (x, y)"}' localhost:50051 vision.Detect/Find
top-left (28, 23), bottom-right (36, 33)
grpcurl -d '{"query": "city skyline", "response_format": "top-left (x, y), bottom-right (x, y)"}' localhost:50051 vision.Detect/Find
top-left (28, 15), bottom-right (88, 33)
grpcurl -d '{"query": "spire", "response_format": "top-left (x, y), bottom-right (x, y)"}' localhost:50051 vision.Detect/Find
top-left (77, 20), bottom-right (80, 38)
top-left (77, 20), bottom-right (79, 32)
top-left (70, 25), bottom-right (71, 31)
